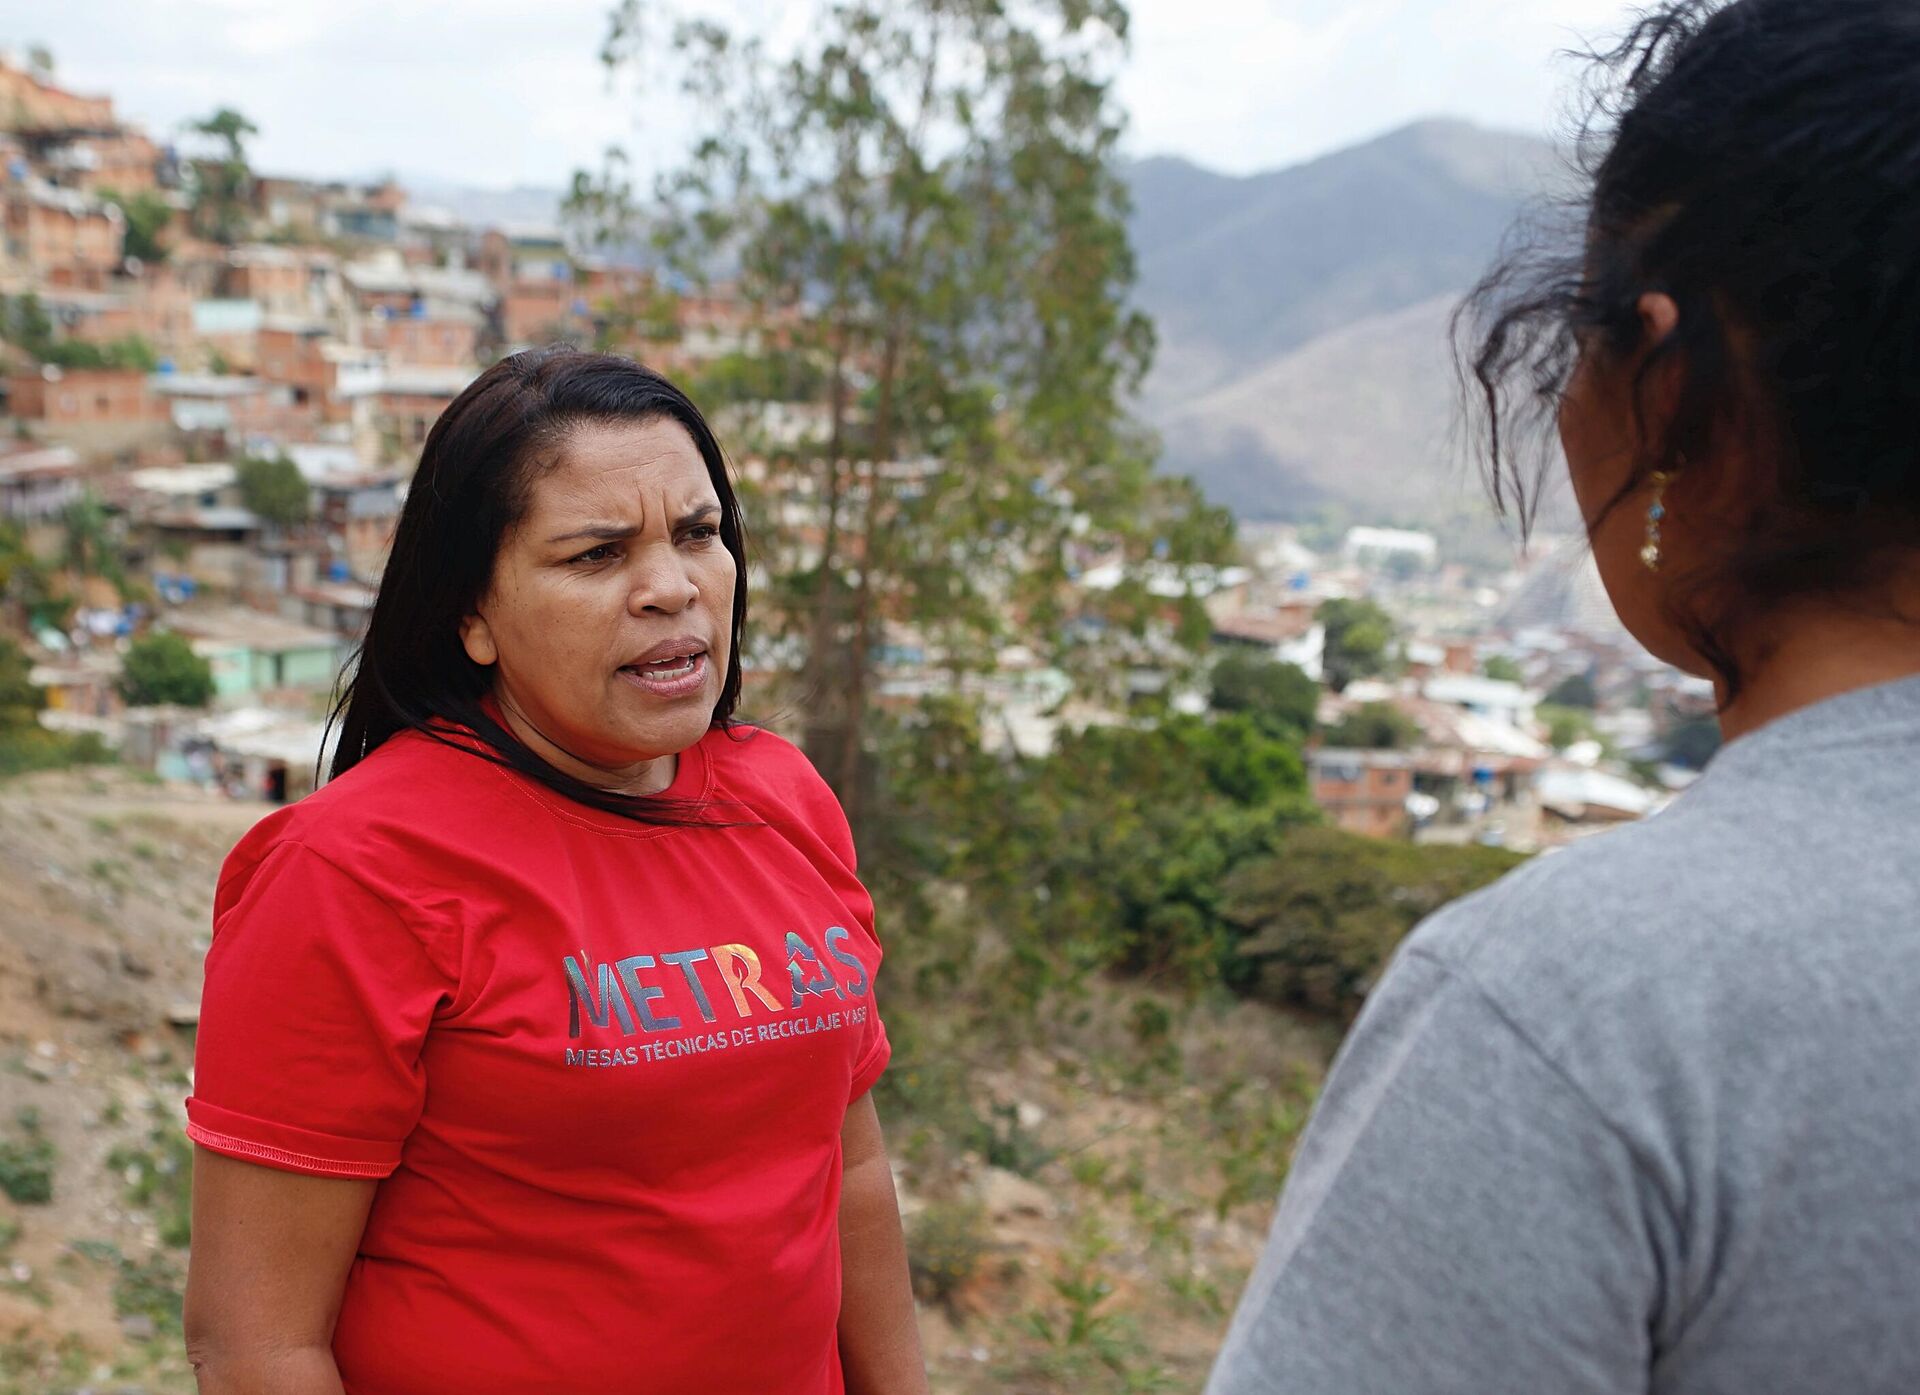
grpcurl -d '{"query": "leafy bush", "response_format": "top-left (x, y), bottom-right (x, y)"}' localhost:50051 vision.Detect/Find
top-left (118, 631), bottom-right (215, 708)
top-left (1322, 701), bottom-right (1421, 750)
top-left (1539, 702), bottom-right (1599, 752)
top-left (112, 1251), bottom-right (185, 1333)
top-left (0, 727), bottom-right (112, 778)
top-left (1222, 827), bottom-right (1523, 1017)
top-left (237, 453), bottom-right (312, 529)
top-left (1208, 650), bottom-right (1318, 740)
top-left (1316, 597), bottom-right (1398, 692)
top-left (0, 1110), bottom-right (54, 1205)
top-left (871, 700), bottom-right (1317, 999)
top-left (0, 639), bottom-right (43, 729)
top-left (907, 1199), bottom-right (989, 1307)
top-left (1546, 671), bottom-right (1598, 709)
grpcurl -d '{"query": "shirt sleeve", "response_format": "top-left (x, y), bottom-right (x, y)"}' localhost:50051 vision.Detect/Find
top-left (1206, 945), bottom-right (1661, 1395)
top-left (186, 840), bottom-right (454, 1179)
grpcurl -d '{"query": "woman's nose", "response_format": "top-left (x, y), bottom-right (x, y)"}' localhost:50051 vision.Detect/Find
top-left (627, 548), bottom-right (699, 615)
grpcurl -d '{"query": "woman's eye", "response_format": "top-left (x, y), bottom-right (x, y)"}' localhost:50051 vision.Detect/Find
top-left (572, 545), bottom-right (619, 565)
top-left (685, 525), bottom-right (721, 543)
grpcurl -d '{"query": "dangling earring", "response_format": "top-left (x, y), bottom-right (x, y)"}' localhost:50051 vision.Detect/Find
top-left (1641, 468), bottom-right (1674, 572)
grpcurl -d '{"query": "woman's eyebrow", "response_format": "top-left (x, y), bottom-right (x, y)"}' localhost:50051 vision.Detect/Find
top-left (547, 504), bottom-right (720, 546)
top-left (546, 523), bottom-right (636, 546)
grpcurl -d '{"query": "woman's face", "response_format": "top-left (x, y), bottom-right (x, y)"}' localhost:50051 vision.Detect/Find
top-left (1557, 293), bottom-right (1709, 676)
top-left (460, 417), bottom-right (736, 790)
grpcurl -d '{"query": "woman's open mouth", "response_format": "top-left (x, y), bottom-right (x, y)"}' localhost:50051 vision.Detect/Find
top-left (617, 649), bottom-right (710, 699)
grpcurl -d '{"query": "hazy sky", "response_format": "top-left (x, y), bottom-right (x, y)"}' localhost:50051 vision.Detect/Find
top-left (2, 0), bottom-right (1637, 190)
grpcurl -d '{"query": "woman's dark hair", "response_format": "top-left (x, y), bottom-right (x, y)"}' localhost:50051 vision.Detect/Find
top-left (325, 346), bottom-right (748, 821)
top-left (1457, 0), bottom-right (1920, 697)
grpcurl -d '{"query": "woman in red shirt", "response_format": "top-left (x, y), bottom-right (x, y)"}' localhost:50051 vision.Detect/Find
top-left (182, 348), bottom-right (928, 1395)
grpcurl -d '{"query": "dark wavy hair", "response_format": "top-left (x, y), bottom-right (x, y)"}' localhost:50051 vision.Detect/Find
top-left (325, 346), bottom-right (749, 822)
top-left (1456, 0), bottom-right (1920, 697)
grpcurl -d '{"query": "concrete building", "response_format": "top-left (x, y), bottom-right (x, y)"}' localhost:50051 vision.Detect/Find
top-left (164, 607), bottom-right (344, 701)
top-left (0, 441), bottom-right (83, 520)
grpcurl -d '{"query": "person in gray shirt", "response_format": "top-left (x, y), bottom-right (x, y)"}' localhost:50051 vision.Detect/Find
top-left (1208, 2), bottom-right (1920, 1392)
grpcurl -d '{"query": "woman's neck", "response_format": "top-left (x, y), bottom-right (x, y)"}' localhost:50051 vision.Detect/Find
top-left (1717, 595), bottom-right (1920, 744)
top-left (490, 690), bottom-right (678, 797)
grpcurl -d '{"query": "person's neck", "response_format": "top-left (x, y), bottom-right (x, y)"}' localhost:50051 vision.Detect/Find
top-left (491, 690), bottom-right (677, 797)
top-left (1716, 599), bottom-right (1920, 744)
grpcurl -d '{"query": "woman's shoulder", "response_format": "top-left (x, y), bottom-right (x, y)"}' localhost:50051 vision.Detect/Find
top-left (222, 728), bottom-right (522, 891)
top-left (701, 723), bottom-right (855, 857)
top-left (704, 724), bottom-right (837, 811)
top-left (1408, 790), bottom-right (1751, 991)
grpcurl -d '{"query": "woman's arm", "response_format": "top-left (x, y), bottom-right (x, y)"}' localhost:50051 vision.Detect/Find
top-left (837, 1092), bottom-right (928, 1395)
top-left (184, 1148), bottom-right (378, 1395)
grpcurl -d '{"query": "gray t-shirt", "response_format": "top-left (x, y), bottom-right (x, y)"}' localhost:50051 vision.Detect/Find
top-left (1208, 675), bottom-right (1920, 1395)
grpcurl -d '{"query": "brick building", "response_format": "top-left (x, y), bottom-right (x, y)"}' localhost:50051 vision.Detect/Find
top-left (2, 179), bottom-right (123, 286)
top-left (7, 364), bottom-right (162, 427)
top-left (1310, 749), bottom-right (1417, 840)
top-left (0, 60), bottom-right (115, 135)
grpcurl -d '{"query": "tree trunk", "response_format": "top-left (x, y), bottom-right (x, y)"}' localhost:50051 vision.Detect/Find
top-left (835, 322), bottom-right (903, 827)
top-left (800, 321), bottom-right (852, 774)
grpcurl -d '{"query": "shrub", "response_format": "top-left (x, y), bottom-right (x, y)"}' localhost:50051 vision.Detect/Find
top-left (236, 453), bottom-right (311, 529)
top-left (0, 638), bottom-right (43, 728)
top-left (0, 727), bottom-right (112, 778)
top-left (1208, 651), bottom-right (1318, 740)
top-left (0, 1110), bottom-right (54, 1205)
top-left (118, 631), bottom-right (214, 708)
top-left (1222, 827), bottom-right (1523, 1017)
top-left (1321, 701), bottom-right (1421, 750)
top-left (907, 1199), bottom-right (989, 1307)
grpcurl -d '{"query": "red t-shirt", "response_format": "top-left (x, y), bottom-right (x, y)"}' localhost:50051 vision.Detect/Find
top-left (186, 722), bottom-right (889, 1395)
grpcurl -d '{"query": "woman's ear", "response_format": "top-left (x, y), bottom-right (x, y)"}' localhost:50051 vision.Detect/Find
top-left (1637, 291), bottom-right (1680, 347)
top-left (460, 611), bottom-right (498, 667)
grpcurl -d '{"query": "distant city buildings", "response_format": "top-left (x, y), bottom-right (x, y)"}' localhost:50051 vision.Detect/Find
top-left (0, 56), bottom-right (1703, 820)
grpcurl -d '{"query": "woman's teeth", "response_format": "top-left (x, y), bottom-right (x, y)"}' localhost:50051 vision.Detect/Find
top-left (628, 654), bottom-right (701, 679)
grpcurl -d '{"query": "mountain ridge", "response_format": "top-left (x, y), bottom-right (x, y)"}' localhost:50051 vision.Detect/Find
top-left (1126, 118), bottom-right (1563, 527)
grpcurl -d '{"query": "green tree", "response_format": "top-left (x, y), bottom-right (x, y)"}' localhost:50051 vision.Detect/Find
top-left (1316, 597), bottom-right (1396, 693)
top-left (872, 698), bottom-right (1314, 993)
top-left (1208, 650), bottom-right (1319, 740)
top-left (1481, 655), bottom-right (1523, 684)
top-left (117, 633), bottom-right (215, 708)
top-left (574, 0), bottom-right (1229, 824)
top-left (1545, 671), bottom-right (1598, 709)
top-left (60, 491), bottom-right (130, 596)
top-left (186, 107), bottom-right (258, 245)
top-left (1, 292), bottom-right (156, 370)
top-left (0, 293), bottom-right (56, 359)
top-left (1538, 703), bottom-right (1597, 752)
top-left (39, 337), bottom-right (158, 371)
top-left (1322, 701), bottom-right (1421, 750)
top-left (1222, 828), bottom-right (1523, 1018)
top-left (0, 638), bottom-right (44, 728)
top-left (237, 454), bottom-right (311, 529)
top-left (101, 189), bottom-right (174, 263)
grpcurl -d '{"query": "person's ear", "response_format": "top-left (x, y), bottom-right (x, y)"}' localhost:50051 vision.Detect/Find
top-left (1632, 292), bottom-right (1685, 453)
top-left (460, 611), bottom-right (498, 666)
top-left (1637, 291), bottom-right (1680, 348)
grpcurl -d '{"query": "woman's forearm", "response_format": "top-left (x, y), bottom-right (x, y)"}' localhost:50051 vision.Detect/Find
top-left (838, 1150), bottom-right (928, 1395)
top-left (188, 1343), bottom-right (346, 1395)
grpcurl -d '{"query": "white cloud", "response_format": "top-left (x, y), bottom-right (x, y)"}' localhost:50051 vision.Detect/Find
top-left (0, 0), bottom-right (1653, 189)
